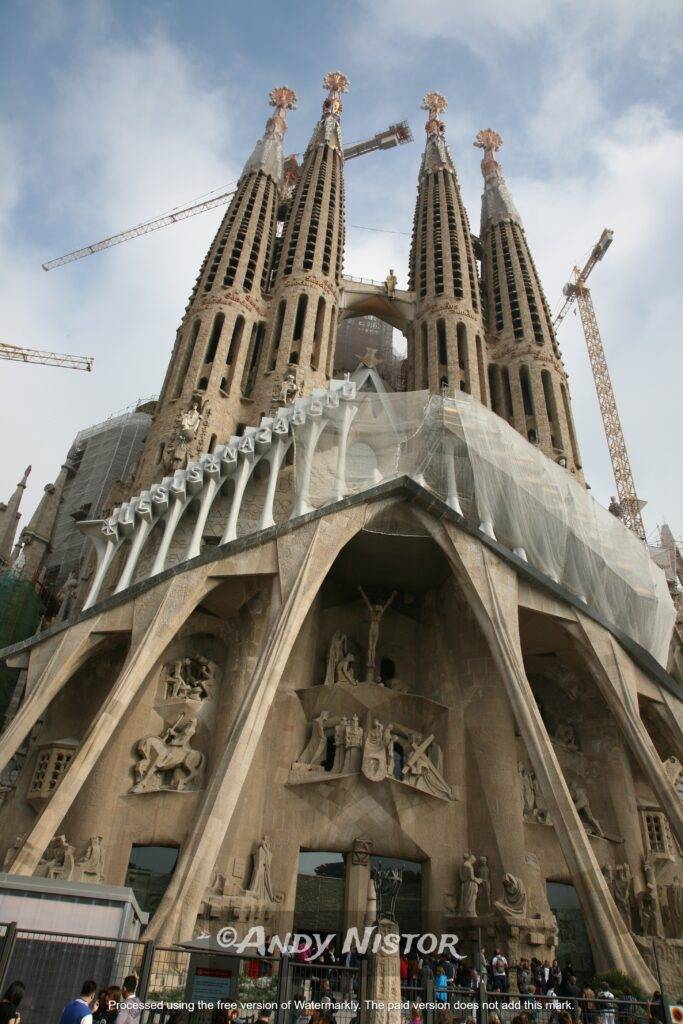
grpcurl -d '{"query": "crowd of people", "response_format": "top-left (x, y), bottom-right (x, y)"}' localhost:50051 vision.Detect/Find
top-left (0, 974), bottom-right (142, 1024)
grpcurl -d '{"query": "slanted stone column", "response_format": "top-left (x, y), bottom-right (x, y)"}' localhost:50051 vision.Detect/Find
top-left (412, 512), bottom-right (657, 990)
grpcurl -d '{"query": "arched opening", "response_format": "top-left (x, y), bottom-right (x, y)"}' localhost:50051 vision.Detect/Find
top-left (420, 323), bottom-right (429, 388)
top-left (501, 367), bottom-right (514, 419)
top-left (174, 318), bottom-right (201, 398)
top-left (541, 369), bottom-right (560, 448)
top-left (311, 296), bottom-right (326, 370)
top-left (290, 293), bottom-right (308, 363)
top-left (560, 383), bottom-right (581, 468)
top-left (325, 305), bottom-right (337, 376)
top-left (204, 312), bottom-right (225, 365)
top-left (225, 316), bottom-right (245, 389)
top-left (519, 365), bottom-right (535, 417)
top-left (456, 322), bottom-right (467, 372)
top-left (437, 319), bottom-right (447, 366)
top-left (476, 335), bottom-right (487, 404)
top-left (380, 657), bottom-right (395, 685)
top-left (488, 363), bottom-right (501, 416)
top-left (269, 300), bottom-right (286, 371)
top-left (197, 376), bottom-right (209, 391)
top-left (208, 434), bottom-right (217, 454)
top-left (241, 321), bottom-right (266, 397)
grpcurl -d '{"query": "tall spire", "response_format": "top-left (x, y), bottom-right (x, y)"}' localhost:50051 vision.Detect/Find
top-left (130, 87), bottom-right (297, 491)
top-left (249, 71), bottom-right (349, 408)
top-left (13, 464), bottom-right (71, 581)
top-left (474, 129), bottom-right (522, 231)
top-left (476, 128), bottom-right (583, 476)
top-left (243, 86), bottom-right (297, 190)
top-left (407, 93), bottom-right (487, 400)
top-left (0, 465), bottom-right (31, 565)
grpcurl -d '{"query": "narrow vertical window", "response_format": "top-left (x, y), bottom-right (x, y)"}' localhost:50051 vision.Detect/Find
top-left (420, 323), bottom-right (429, 388)
top-left (174, 319), bottom-right (201, 398)
top-left (437, 319), bottom-right (447, 365)
top-left (204, 313), bottom-right (225, 365)
top-left (311, 297), bottom-right (326, 370)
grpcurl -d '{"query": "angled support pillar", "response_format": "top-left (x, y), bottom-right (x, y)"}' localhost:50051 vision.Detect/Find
top-left (0, 616), bottom-right (105, 775)
top-left (8, 569), bottom-right (217, 877)
top-left (570, 615), bottom-right (683, 849)
top-left (143, 506), bottom-right (366, 945)
top-left (416, 514), bottom-right (657, 991)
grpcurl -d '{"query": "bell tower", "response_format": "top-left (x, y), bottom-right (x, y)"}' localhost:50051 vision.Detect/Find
top-left (249, 72), bottom-right (349, 415)
top-left (475, 129), bottom-right (583, 474)
top-left (407, 93), bottom-right (488, 401)
top-left (133, 86), bottom-right (297, 489)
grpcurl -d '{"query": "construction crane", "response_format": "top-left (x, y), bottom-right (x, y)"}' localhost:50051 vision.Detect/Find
top-left (553, 229), bottom-right (646, 541)
top-left (0, 342), bottom-right (93, 372)
top-left (42, 120), bottom-right (413, 272)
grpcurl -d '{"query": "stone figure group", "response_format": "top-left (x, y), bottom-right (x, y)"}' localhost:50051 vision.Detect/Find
top-left (31, 833), bottom-right (105, 883)
top-left (131, 712), bottom-right (205, 794)
top-left (291, 713), bottom-right (452, 800)
top-left (163, 656), bottom-right (216, 702)
top-left (163, 399), bottom-right (206, 471)
top-left (455, 853), bottom-right (527, 920)
top-left (324, 632), bottom-right (358, 686)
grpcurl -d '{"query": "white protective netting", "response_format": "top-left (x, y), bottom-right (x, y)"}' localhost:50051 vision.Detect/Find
top-left (294, 390), bottom-right (674, 666)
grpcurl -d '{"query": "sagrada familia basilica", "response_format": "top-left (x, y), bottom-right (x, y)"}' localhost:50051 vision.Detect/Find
top-left (0, 73), bottom-right (682, 990)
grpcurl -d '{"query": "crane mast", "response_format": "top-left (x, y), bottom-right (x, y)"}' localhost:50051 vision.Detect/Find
top-left (553, 229), bottom-right (646, 541)
top-left (0, 342), bottom-right (93, 372)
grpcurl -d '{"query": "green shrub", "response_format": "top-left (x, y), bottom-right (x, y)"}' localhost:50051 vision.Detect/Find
top-left (591, 970), bottom-right (645, 1000)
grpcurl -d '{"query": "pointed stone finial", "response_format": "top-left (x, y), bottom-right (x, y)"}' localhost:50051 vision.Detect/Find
top-left (264, 86), bottom-right (297, 141)
top-left (20, 465), bottom-right (31, 487)
top-left (474, 128), bottom-right (503, 179)
top-left (322, 71), bottom-right (349, 119)
top-left (421, 92), bottom-right (447, 138)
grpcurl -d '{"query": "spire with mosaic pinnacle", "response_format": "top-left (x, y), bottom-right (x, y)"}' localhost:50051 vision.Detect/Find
top-left (475, 129), bottom-right (583, 475)
top-left (250, 72), bottom-right (349, 412)
top-left (407, 93), bottom-right (488, 401)
top-left (131, 86), bottom-right (298, 491)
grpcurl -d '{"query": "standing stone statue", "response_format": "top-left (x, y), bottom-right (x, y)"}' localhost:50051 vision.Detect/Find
top-left (569, 782), bottom-right (604, 837)
top-left (613, 863), bottom-right (633, 926)
top-left (384, 269), bottom-right (398, 299)
top-left (477, 856), bottom-right (491, 910)
top-left (55, 571), bottom-right (79, 623)
top-left (366, 919), bottom-right (402, 1024)
top-left (76, 835), bottom-right (105, 883)
top-left (324, 632), bottom-right (356, 686)
top-left (295, 711), bottom-right (330, 767)
top-left (343, 715), bottom-right (364, 772)
top-left (457, 853), bottom-right (483, 916)
top-left (246, 836), bottom-right (276, 903)
top-left (358, 588), bottom-right (397, 682)
top-left (333, 716), bottom-right (348, 773)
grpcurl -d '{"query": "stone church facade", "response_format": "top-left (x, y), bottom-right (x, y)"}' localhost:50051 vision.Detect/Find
top-left (0, 76), bottom-right (682, 992)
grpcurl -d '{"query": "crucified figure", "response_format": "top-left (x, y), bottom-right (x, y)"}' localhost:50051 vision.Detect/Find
top-left (358, 587), bottom-right (397, 682)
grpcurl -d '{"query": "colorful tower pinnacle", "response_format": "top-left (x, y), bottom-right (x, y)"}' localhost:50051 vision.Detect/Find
top-left (249, 72), bottom-right (349, 413)
top-left (475, 129), bottom-right (583, 474)
top-left (407, 94), bottom-right (487, 401)
top-left (133, 87), bottom-right (298, 489)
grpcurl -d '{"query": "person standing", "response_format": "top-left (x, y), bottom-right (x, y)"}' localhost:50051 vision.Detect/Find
top-left (58, 981), bottom-right (99, 1024)
top-left (94, 987), bottom-right (121, 1024)
top-left (114, 976), bottom-right (142, 1024)
top-left (491, 950), bottom-right (509, 993)
top-left (0, 982), bottom-right (25, 1024)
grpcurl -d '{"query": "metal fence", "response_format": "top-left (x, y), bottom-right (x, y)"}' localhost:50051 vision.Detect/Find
top-left (0, 923), bottom-right (664, 1024)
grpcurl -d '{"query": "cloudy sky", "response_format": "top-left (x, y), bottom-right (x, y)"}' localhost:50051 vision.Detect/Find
top-left (1, 0), bottom-right (681, 540)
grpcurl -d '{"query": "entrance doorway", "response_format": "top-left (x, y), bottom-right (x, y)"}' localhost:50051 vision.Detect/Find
top-left (546, 881), bottom-right (595, 982)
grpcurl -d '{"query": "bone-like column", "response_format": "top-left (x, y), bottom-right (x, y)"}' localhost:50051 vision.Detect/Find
top-left (0, 616), bottom-right (104, 775)
top-left (8, 570), bottom-right (216, 877)
top-left (143, 507), bottom-right (367, 945)
top-left (572, 616), bottom-right (683, 849)
top-left (331, 403), bottom-right (358, 502)
top-left (221, 453), bottom-right (258, 544)
top-left (259, 438), bottom-right (291, 531)
top-left (81, 525), bottom-right (122, 609)
top-left (290, 416), bottom-right (326, 518)
top-left (417, 515), bottom-right (656, 990)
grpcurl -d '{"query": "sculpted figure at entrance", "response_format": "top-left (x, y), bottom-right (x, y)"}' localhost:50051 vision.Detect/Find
top-left (358, 587), bottom-right (396, 682)
top-left (457, 852), bottom-right (482, 916)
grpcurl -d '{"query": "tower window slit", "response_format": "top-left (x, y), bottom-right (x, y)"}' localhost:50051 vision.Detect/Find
top-left (174, 318), bottom-right (201, 398)
top-left (437, 319), bottom-right (447, 365)
top-left (420, 322), bottom-right (429, 388)
top-left (204, 313), bottom-right (225, 365)
top-left (269, 300), bottom-right (286, 370)
top-left (519, 364), bottom-right (535, 417)
top-left (456, 322), bottom-right (468, 374)
top-left (226, 315), bottom-right (245, 367)
top-left (501, 367), bottom-right (514, 419)
top-left (311, 297), bottom-right (326, 370)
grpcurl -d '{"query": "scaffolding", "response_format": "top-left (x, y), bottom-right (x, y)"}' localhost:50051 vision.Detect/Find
top-left (45, 409), bottom-right (152, 588)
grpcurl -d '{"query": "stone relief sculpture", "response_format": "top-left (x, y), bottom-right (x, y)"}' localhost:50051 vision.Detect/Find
top-left (358, 587), bottom-right (396, 682)
top-left (637, 884), bottom-right (659, 937)
top-left (131, 712), bottom-right (205, 793)
top-left (202, 835), bottom-right (282, 926)
top-left (494, 872), bottom-right (527, 917)
top-left (569, 781), bottom-right (604, 837)
top-left (163, 398), bottom-right (207, 472)
top-left (457, 852), bottom-right (483, 916)
top-left (245, 835), bottom-right (276, 903)
top-left (36, 834), bottom-right (75, 879)
top-left (75, 835), bottom-right (105, 883)
top-left (324, 632), bottom-right (358, 686)
top-left (290, 713), bottom-right (452, 800)
top-left (667, 876), bottom-right (682, 935)
top-left (2, 834), bottom-right (27, 871)
top-left (162, 656), bottom-right (217, 703)
top-left (554, 722), bottom-right (580, 752)
top-left (518, 762), bottom-right (550, 823)
top-left (55, 571), bottom-right (79, 623)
